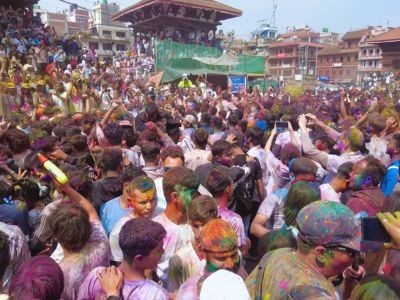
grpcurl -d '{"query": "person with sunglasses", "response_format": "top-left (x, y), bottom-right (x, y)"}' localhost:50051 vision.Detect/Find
top-left (246, 201), bottom-right (361, 300)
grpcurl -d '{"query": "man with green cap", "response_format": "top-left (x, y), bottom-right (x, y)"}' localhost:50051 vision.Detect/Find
top-left (176, 219), bottom-right (243, 300)
top-left (246, 201), bottom-right (361, 299)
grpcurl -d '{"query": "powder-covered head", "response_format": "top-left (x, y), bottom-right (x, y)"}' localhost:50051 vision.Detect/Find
top-left (296, 201), bottom-right (360, 251)
top-left (8, 256), bottom-right (64, 300)
top-left (199, 219), bottom-right (238, 255)
top-left (280, 143), bottom-right (301, 166)
top-left (343, 127), bottom-right (364, 152)
top-left (350, 275), bottom-right (400, 300)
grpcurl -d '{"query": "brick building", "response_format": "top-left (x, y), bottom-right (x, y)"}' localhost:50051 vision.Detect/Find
top-left (267, 27), bottom-right (324, 80)
top-left (268, 41), bottom-right (323, 79)
top-left (356, 27), bottom-right (391, 83)
top-left (317, 28), bottom-right (370, 84)
top-left (369, 27), bottom-right (400, 72)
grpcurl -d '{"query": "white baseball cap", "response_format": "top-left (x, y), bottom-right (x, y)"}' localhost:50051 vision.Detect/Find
top-left (199, 270), bottom-right (250, 300)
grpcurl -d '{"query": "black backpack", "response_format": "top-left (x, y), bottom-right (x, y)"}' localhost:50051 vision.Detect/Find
top-left (228, 155), bottom-right (259, 216)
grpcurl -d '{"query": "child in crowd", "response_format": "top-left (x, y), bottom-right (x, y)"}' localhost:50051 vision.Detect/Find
top-left (78, 218), bottom-right (168, 300)
top-left (109, 176), bottom-right (157, 262)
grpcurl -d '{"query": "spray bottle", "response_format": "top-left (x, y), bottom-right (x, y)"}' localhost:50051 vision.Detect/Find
top-left (37, 153), bottom-right (68, 184)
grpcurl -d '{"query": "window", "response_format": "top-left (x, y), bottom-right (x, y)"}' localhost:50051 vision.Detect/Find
top-left (102, 30), bottom-right (112, 37)
top-left (116, 31), bottom-right (126, 38)
top-left (319, 58), bottom-right (322, 64)
top-left (102, 43), bottom-right (113, 50)
top-left (283, 70), bottom-right (292, 76)
top-left (284, 48), bottom-right (292, 54)
top-left (363, 49), bottom-right (367, 55)
top-left (326, 57), bottom-right (329, 63)
top-left (332, 70), bottom-right (336, 76)
top-left (347, 56), bottom-right (351, 62)
top-left (340, 56), bottom-right (344, 62)
top-left (369, 49), bottom-right (374, 55)
top-left (376, 48), bottom-right (380, 55)
top-left (346, 69), bottom-right (351, 75)
top-left (339, 70), bottom-right (343, 75)
top-left (116, 44), bottom-right (125, 51)
top-left (89, 42), bottom-right (98, 50)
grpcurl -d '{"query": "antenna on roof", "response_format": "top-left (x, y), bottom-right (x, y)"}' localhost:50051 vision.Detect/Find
top-left (271, 0), bottom-right (278, 27)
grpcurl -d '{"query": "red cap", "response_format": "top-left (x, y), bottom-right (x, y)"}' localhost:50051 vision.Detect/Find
top-left (37, 153), bottom-right (48, 164)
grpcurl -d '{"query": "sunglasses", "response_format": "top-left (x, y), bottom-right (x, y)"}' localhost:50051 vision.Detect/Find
top-left (328, 245), bottom-right (358, 258)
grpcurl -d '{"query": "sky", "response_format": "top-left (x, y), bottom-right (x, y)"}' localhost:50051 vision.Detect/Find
top-left (38, 0), bottom-right (400, 38)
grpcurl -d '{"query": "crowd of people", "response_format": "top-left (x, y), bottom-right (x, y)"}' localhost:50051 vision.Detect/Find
top-left (2, 4), bottom-right (400, 300)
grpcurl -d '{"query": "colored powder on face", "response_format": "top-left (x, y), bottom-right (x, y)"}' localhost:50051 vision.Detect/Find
top-left (175, 184), bottom-right (197, 209)
top-left (278, 280), bottom-right (289, 291)
top-left (206, 260), bottom-right (220, 273)
top-left (336, 140), bottom-right (345, 153)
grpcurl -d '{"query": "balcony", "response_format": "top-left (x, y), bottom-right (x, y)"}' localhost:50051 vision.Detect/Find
top-left (269, 53), bottom-right (297, 59)
top-left (358, 54), bottom-right (382, 60)
top-left (281, 64), bottom-right (293, 68)
top-left (358, 65), bottom-right (382, 71)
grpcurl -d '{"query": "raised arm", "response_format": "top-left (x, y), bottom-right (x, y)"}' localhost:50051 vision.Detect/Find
top-left (299, 114), bottom-right (328, 168)
top-left (339, 91), bottom-right (349, 120)
top-left (101, 101), bottom-right (118, 126)
top-left (352, 101), bottom-right (378, 129)
top-left (58, 182), bottom-right (99, 222)
top-left (264, 126), bottom-right (277, 153)
top-left (288, 121), bottom-right (299, 148)
top-left (305, 113), bottom-right (341, 142)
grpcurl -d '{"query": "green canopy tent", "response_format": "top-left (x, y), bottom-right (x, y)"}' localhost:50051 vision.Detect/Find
top-left (160, 67), bottom-right (247, 90)
top-left (155, 40), bottom-right (266, 75)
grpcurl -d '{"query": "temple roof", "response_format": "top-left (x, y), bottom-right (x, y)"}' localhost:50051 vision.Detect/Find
top-left (112, 0), bottom-right (242, 26)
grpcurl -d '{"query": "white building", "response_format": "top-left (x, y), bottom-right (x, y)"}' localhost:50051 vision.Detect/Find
top-left (80, 0), bottom-right (131, 57)
top-left (319, 29), bottom-right (339, 45)
top-left (357, 26), bottom-right (387, 83)
top-left (33, 4), bottom-right (68, 36)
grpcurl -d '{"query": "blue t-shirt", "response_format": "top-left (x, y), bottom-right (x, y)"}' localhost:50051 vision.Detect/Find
top-left (100, 197), bottom-right (132, 235)
top-left (0, 200), bottom-right (29, 236)
top-left (381, 160), bottom-right (400, 197)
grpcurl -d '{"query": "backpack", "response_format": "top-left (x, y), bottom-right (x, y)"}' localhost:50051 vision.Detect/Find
top-left (229, 155), bottom-right (259, 216)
